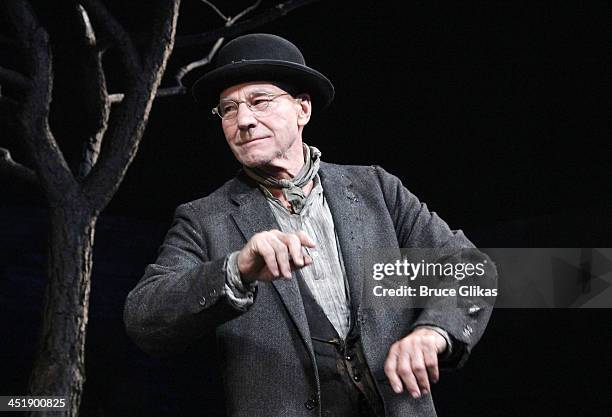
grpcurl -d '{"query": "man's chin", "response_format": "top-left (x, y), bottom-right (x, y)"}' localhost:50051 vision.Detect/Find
top-left (240, 150), bottom-right (285, 169)
top-left (240, 156), bottom-right (273, 169)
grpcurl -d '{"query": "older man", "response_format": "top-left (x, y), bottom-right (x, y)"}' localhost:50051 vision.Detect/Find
top-left (124, 33), bottom-right (495, 417)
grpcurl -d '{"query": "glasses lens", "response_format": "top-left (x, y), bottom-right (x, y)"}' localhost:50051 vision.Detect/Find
top-left (250, 97), bottom-right (272, 113)
top-left (215, 94), bottom-right (283, 119)
top-left (219, 102), bottom-right (238, 119)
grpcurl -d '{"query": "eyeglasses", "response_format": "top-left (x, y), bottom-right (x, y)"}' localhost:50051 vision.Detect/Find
top-left (212, 93), bottom-right (292, 120)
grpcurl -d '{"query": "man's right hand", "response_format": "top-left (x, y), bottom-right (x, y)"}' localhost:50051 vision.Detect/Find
top-left (237, 230), bottom-right (316, 283)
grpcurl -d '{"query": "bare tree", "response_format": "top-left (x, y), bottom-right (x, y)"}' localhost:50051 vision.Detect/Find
top-left (0, 0), bottom-right (318, 415)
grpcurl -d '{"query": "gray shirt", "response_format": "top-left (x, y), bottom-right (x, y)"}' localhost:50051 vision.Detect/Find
top-left (262, 175), bottom-right (351, 338)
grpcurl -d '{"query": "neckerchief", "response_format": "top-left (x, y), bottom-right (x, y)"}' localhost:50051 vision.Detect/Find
top-left (244, 143), bottom-right (321, 214)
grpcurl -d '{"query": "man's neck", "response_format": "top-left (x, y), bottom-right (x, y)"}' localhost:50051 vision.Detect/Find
top-left (259, 161), bottom-right (304, 181)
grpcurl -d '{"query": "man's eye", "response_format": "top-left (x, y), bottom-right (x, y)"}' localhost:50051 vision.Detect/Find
top-left (221, 103), bottom-right (237, 114)
top-left (251, 98), bottom-right (271, 109)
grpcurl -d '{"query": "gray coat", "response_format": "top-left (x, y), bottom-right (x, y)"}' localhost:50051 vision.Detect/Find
top-left (124, 163), bottom-right (495, 417)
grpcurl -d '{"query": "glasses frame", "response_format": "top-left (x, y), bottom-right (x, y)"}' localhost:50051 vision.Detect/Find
top-left (211, 93), bottom-right (293, 120)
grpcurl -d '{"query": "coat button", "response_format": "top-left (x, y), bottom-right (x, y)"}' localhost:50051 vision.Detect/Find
top-left (304, 398), bottom-right (317, 410)
top-left (468, 305), bottom-right (481, 314)
top-left (199, 296), bottom-right (206, 306)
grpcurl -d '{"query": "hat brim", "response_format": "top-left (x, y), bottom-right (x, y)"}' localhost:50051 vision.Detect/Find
top-left (192, 60), bottom-right (335, 110)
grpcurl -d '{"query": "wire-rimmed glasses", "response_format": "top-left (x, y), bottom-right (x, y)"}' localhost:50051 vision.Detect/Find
top-left (212, 93), bottom-right (291, 120)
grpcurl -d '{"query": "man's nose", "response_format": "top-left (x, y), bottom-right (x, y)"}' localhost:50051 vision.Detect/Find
top-left (236, 102), bottom-right (257, 130)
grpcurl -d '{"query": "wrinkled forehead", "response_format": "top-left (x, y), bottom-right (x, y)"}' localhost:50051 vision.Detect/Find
top-left (219, 81), bottom-right (286, 101)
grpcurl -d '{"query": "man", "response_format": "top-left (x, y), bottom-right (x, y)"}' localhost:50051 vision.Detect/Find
top-left (124, 33), bottom-right (495, 417)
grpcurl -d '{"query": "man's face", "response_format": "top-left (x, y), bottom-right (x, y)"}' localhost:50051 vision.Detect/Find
top-left (218, 82), bottom-right (311, 169)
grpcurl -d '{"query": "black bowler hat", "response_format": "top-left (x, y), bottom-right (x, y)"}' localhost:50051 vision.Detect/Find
top-left (192, 33), bottom-right (335, 109)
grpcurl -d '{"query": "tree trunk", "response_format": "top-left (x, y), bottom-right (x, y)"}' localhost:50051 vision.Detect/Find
top-left (27, 203), bottom-right (97, 417)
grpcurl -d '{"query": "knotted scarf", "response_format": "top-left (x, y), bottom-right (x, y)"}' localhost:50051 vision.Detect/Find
top-left (244, 143), bottom-right (321, 214)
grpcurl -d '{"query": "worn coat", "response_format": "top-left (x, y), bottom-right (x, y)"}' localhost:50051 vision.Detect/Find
top-left (124, 163), bottom-right (495, 417)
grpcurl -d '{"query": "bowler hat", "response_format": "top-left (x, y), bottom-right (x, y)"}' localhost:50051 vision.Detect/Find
top-left (192, 33), bottom-right (334, 109)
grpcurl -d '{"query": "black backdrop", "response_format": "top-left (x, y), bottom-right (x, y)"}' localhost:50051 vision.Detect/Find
top-left (1, 1), bottom-right (611, 416)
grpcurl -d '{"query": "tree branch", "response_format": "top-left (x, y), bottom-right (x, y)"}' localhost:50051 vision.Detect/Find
top-left (76, 3), bottom-right (110, 178)
top-left (200, 0), bottom-right (229, 21)
top-left (0, 147), bottom-right (38, 185)
top-left (82, 0), bottom-right (181, 213)
top-left (0, 66), bottom-right (31, 91)
top-left (108, 0), bottom-right (264, 103)
top-left (80, 0), bottom-right (141, 78)
top-left (163, 0), bottom-right (265, 91)
top-left (229, 0), bottom-right (263, 22)
top-left (169, 0), bottom-right (262, 83)
top-left (77, 3), bottom-right (96, 46)
top-left (4, 0), bottom-right (75, 200)
top-left (175, 0), bottom-right (321, 48)
top-left (107, 93), bottom-right (126, 103)
top-left (109, 85), bottom-right (185, 103)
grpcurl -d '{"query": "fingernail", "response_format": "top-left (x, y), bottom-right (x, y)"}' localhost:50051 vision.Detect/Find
top-left (393, 385), bottom-right (402, 394)
top-left (422, 389), bottom-right (429, 395)
top-left (412, 392), bottom-right (420, 398)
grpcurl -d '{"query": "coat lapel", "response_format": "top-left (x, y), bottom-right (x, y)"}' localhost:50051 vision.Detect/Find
top-left (318, 163), bottom-right (365, 317)
top-left (229, 177), bottom-right (314, 352)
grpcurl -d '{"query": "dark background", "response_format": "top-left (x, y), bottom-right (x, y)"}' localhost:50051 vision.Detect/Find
top-left (1, 1), bottom-right (611, 416)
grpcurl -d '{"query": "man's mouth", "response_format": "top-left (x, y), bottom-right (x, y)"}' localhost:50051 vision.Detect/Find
top-left (240, 136), bottom-right (269, 145)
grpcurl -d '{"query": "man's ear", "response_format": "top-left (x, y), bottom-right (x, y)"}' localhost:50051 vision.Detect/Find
top-left (296, 93), bottom-right (312, 126)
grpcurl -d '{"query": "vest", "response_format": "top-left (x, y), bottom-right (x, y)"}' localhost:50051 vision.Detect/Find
top-left (297, 277), bottom-right (385, 417)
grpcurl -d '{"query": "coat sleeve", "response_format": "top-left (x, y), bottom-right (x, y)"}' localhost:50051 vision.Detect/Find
top-left (374, 165), bottom-right (497, 368)
top-left (123, 202), bottom-right (248, 357)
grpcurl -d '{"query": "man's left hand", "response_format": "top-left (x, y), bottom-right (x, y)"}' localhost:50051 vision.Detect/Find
top-left (383, 327), bottom-right (447, 398)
